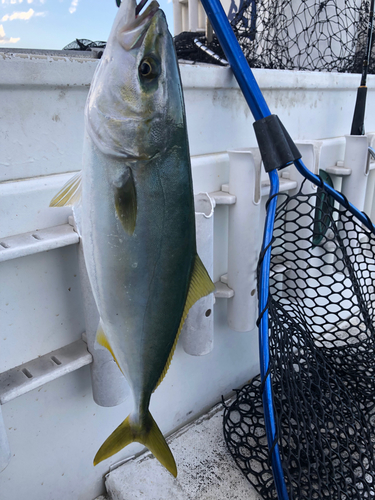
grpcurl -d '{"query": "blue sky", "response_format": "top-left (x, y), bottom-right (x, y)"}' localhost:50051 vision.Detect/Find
top-left (0, 0), bottom-right (174, 50)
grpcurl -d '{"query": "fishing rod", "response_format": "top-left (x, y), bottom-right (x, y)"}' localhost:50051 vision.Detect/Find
top-left (314, 0), bottom-right (375, 244)
top-left (351, 0), bottom-right (375, 135)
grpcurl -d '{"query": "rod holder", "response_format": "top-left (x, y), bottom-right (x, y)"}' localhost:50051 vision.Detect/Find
top-left (226, 149), bottom-right (262, 332)
top-left (188, 0), bottom-right (199, 32)
top-left (181, 193), bottom-right (215, 356)
top-left (71, 214), bottom-right (130, 407)
top-left (0, 406), bottom-right (11, 473)
top-left (341, 135), bottom-right (370, 213)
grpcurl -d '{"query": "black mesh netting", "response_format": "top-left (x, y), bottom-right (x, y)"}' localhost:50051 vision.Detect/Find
top-left (223, 180), bottom-right (375, 499)
top-left (63, 39), bottom-right (106, 51)
top-left (175, 0), bottom-right (374, 72)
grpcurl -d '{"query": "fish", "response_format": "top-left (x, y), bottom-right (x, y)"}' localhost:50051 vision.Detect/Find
top-left (50, 0), bottom-right (214, 477)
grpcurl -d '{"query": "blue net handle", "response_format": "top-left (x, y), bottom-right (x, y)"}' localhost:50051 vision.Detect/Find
top-left (199, 0), bottom-right (375, 498)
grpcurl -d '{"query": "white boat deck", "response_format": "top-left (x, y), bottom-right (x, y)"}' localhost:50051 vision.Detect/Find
top-left (104, 402), bottom-right (262, 500)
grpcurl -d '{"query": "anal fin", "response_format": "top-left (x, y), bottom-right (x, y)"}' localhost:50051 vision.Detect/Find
top-left (96, 322), bottom-right (123, 375)
top-left (155, 254), bottom-right (215, 389)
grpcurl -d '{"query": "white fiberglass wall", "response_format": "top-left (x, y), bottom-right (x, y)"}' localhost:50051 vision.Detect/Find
top-left (1, 51), bottom-right (375, 500)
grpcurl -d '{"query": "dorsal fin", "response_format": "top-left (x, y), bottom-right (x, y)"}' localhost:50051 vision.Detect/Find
top-left (49, 172), bottom-right (82, 207)
top-left (154, 254), bottom-right (215, 390)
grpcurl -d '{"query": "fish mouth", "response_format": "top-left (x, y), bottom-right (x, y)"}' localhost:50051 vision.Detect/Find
top-left (135, 0), bottom-right (151, 16)
top-left (117, 0), bottom-right (160, 51)
top-left (122, 0), bottom-right (160, 33)
top-left (133, 0), bottom-right (159, 28)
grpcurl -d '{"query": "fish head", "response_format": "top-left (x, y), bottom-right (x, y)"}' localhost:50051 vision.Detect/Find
top-left (86, 0), bottom-right (186, 161)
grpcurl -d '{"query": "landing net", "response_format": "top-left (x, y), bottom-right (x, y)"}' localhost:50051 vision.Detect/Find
top-left (223, 181), bottom-right (375, 498)
top-left (175, 0), bottom-right (374, 72)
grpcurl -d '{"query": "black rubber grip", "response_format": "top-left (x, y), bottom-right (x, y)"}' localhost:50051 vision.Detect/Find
top-left (350, 86), bottom-right (367, 136)
top-left (253, 114), bottom-right (301, 173)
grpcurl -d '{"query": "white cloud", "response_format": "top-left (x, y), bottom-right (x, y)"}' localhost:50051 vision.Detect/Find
top-left (0, 0), bottom-right (45, 3)
top-left (0, 23), bottom-right (19, 43)
top-left (1, 8), bottom-right (46, 21)
top-left (69, 0), bottom-right (78, 14)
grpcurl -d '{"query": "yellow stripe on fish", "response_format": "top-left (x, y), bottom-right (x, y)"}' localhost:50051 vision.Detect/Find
top-left (155, 253), bottom-right (215, 390)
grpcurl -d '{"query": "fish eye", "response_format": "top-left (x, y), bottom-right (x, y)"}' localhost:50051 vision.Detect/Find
top-left (138, 57), bottom-right (160, 81)
top-left (140, 61), bottom-right (152, 77)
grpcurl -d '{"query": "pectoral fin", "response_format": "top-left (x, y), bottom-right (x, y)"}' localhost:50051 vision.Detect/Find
top-left (96, 322), bottom-right (123, 374)
top-left (114, 167), bottom-right (137, 235)
top-left (49, 172), bottom-right (82, 207)
top-left (155, 254), bottom-right (215, 389)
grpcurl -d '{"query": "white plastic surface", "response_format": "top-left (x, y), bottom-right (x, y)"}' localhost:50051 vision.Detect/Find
top-left (341, 135), bottom-right (370, 212)
top-left (0, 224), bottom-right (78, 262)
top-left (0, 339), bottom-right (91, 476)
top-left (0, 340), bottom-right (92, 405)
top-left (0, 406), bottom-right (10, 473)
top-left (226, 149), bottom-right (262, 332)
top-left (261, 177), bottom-right (298, 196)
top-left (0, 53), bottom-right (96, 182)
top-left (210, 190), bottom-right (236, 205)
top-left (189, 0), bottom-right (200, 32)
top-left (0, 247), bottom-right (86, 374)
top-left (365, 168), bottom-right (375, 217)
top-left (172, 0), bottom-right (207, 34)
top-left (214, 279), bottom-right (234, 299)
top-left (0, 172), bottom-right (77, 239)
top-left (181, 193), bottom-right (215, 356)
top-left (172, 0), bottom-right (241, 35)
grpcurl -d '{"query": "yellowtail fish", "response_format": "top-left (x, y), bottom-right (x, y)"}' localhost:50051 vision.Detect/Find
top-left (50, 0), bottom-right (214, 477)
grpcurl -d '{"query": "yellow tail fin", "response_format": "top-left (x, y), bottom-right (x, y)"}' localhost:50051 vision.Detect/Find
top-left (93, 411), bottom-right (177, 477)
